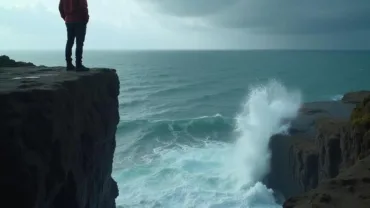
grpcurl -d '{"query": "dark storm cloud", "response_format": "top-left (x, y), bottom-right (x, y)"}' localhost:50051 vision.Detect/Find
top-left (140, 0), bottom-right (370, 34)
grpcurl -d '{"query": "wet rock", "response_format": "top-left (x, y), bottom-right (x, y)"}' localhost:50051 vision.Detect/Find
top-left (342, 91), bottom-right (370, 104)
top-left (267, 101), bottom-right (355, 198)
top-left (283, 95), bottom-right (370, 208)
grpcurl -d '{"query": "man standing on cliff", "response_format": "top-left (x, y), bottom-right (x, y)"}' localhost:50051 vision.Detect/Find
top-left (59, 0), bottom-right (89, 71)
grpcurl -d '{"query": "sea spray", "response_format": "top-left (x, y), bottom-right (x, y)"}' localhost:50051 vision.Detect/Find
top-left (114, 80), bottom-right (301, 208)
top-left (230, 80), bottom-right (302, 189)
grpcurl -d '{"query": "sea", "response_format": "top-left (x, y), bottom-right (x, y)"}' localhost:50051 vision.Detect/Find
top-left (4, 50), bottom-right (370, 208)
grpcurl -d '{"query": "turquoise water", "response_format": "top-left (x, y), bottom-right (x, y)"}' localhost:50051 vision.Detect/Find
top-left (4, 50), bottom-right (370, 207)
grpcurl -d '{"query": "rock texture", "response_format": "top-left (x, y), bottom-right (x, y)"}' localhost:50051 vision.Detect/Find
top-left (342, 91), bottom-right (370, 104)
top-left (0, 64), bottom-right (120, 208)
top-left (282, 93), bottom-right (370, 207)
top-left (267, 101), bottom-right (355, 198)
top-left (316, 118), bottom-right (347, 182)
top-left (0, 55), bottom-right (35, 67)
top-left (284, 155), bottom-right (370, 208)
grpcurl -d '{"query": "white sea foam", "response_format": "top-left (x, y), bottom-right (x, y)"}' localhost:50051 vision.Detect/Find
top-left (114, 80), bottom-right (302, 208)
top-left (331, 94), bottom-right (343, 101)
top-left (229, 80), bottom-right (301, 190)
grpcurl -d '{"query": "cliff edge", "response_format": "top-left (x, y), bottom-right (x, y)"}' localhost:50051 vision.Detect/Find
top-left (281, 92), bottom-right (370, 207)
top-left (0, 60), bottom-right (120, 208)
top-left (267, 100), bottom-right (356, 198)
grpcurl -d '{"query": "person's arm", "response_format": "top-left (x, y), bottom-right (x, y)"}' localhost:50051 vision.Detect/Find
top-left (80, 0), bottom-right (89, 23)
top-left (59, 0), bottom-right (65, 20)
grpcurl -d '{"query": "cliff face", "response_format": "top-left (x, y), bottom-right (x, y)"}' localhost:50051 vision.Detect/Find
top-left (316, 119), bottom-right (347, 182)
top-left (0, 65), bottom-right (120, 208)
top-left (282, 93), bottom-right (370, 208)
top-left (284, 155), bottom-right (370, 208)
top-left (267, 101), bottom-right (355, 198)
top-left (267, 92), bottom-right (370, 201)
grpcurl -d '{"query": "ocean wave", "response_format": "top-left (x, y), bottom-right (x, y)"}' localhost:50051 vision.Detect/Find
top-left (123, 114), bottom-right (233, 140)
top-left (116, 114), bottom-right (234, 156)
top-left (113, 141), bottom-right (280, 208)
top-left (184, 87), bottom-right (245, 104)
top-left (148, 85), bottom-right (190, 97)
top-left (331, 94), bottom-right (343, 101)
top-left (120, 97), bottom-right (149, 107)
top-left (121, 85), bottom-right (156, 93)
top-left (148, 80), bottom-right (219, 97)
top-left (114, 80), bottom-right (301, 208)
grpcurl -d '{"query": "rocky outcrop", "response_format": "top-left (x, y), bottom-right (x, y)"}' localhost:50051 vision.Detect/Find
top-left (284, 155), bottom-right (370, 208)
top-left (290, 136), bottom-right (319, 192)
top-left (317, 119), bottom-right (348, 181)
top-left (282, 94), bottom-right (370, 207)
top-left (342, 96), bottom-right (370, 167)
top-left (342, 91), bottom-right (370, 104)
top-left (0, 64), bottom-right (120, 208)
top-left (267, 101), bottom-right (355, 198)
top-left (0, 55), bottom-right (35, 67)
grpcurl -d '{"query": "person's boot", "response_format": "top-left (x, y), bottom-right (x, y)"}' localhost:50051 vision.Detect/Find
top-left (76, 60), bottom-right (90, 72)
top-left (66, 60), bottom-right (75, 71)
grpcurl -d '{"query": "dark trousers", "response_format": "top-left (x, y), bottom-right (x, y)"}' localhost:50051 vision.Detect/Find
top-left (65, 23), bottom-right (87, 64)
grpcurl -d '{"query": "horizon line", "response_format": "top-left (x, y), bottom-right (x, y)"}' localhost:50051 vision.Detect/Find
top-left (2, 48), bottom-right (370, 52)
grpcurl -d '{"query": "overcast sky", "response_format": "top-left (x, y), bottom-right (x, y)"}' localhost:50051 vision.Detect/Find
top-left (1, 0), bottom-right (370, 50)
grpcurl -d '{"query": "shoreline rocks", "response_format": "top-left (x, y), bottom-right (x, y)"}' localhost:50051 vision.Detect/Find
top-left (267, 91), bottom-right (370, 207)
top-left (266, 101), bottom-right (355, 198)
top-left (0, 55), bottom-right (35, 67)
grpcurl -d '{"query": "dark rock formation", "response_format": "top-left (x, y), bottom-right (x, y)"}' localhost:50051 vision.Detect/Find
top-left (315, 118), bottom-right (347, 182)
top-left (0, 55), bottom-right (35, 67)
top-left (342, 91), bottom-right (370, 104)
top-left (0, 64), bottom-right (120, 208)
top-left (267, 101), bottom-right (355, 198)
top-left (342, 96), bottom-right (370, 168)
top-left (282, 94), bottom-right (370, 207)
top-left (284, 156), bottom-right (370, 208)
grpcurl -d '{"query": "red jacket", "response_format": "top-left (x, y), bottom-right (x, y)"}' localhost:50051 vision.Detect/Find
top-left (59, 0), bottom-right (89, 23)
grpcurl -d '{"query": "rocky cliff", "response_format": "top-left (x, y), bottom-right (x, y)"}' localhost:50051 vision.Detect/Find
top-left (267, 101), bottom-right (356, 198)
top-left (0, 62), bottom-right (120, 208)
top-left (268, 91), bottom-right (370, 208)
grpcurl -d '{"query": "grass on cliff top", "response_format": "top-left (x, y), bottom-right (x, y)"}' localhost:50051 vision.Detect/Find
top-left (351, 96), bottom-right (370, 128)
